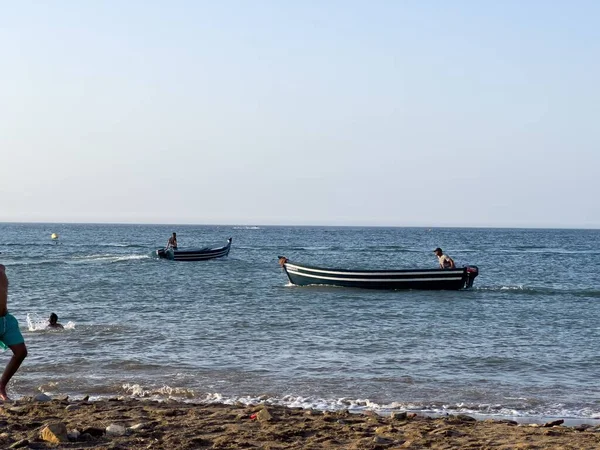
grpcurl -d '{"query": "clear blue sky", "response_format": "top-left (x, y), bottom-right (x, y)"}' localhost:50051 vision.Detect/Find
top-left (1, 1), bottom-right (598, 227)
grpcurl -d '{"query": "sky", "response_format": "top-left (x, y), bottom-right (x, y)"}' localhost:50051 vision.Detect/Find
top-left (1, 1), bottom-right (598, 228)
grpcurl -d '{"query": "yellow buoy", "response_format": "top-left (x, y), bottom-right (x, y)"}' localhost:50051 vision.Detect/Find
top-left (51, 233), bottom-right (59, 240)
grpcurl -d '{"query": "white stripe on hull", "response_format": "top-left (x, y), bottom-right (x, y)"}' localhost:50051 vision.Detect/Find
top-left (174, 252), bottom-right (229, 260)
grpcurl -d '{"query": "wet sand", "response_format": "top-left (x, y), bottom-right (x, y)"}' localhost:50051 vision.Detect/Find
top-left (1, 397), bottom-right (599, 449)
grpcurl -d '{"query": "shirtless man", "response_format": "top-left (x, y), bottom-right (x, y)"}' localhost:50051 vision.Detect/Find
top-left (48, 313), bottom-right (64, 329)
top-left (434, 248), bottom-right (456, 269)
top-left (0, 264), bottom-right (27, 401)
top-left (166, 232), bottom-right (178, 250)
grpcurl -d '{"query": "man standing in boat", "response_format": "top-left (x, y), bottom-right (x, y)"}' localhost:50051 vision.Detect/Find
top-left (434, 248), bottom-right (456, 269)
top-left (166, 232), bottom-right (178, 250)
top-left (0, 264), bottom-right (28, 401)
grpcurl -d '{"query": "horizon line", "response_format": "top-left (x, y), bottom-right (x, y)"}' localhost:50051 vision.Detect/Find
top-left (0, 220), bottom-right (599, 231)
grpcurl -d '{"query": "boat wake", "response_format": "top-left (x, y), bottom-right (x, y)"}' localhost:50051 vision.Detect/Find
top-left (69, 254), bottom-right (151, 264)
top-left (96, 243), bottom-right (148, 248)
top-left (474, 286), bottom-right (600, 298)
top-left (4, 254), bottom-right (151, 267)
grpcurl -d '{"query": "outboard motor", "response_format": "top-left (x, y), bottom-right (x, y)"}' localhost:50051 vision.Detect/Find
top-left (465, 266), bottom-right (479, 288)
top-left (156, 248), bottom-right (175, 260)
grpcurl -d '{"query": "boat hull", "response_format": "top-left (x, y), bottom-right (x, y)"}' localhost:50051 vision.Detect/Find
top-left (157, 238), bottom-right (232, 262)
top-left (279, 258), bottom-right (478, 290)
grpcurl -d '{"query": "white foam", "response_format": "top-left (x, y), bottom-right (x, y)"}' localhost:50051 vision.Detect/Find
top-left (474, 285), bottom-right (524, 291)
top-left (27, 313), bottom-right (48, 331)
top-left (26, 313), bottom-right (75, 331)
top-left (111, 255), bottom-right (150, 262)
top-left (156, 385), bottom-right (195, 398)
top-left (69, 254), bottom-right (150, 264)
top-left (122, 383), bottom-right (150, 397)
top-left (110, 386), bottom-right (600, 422)
top-left (500, 285), bottom-right (524, 290)
top-left (122, 383), bottom-right (195, 399)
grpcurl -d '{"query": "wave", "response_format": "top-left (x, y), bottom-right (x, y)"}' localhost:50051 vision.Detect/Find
top-left (474, 286), bottom-right (600, 298)
top-left (513, 245), bottom-right (549, 250)
top-left (493, 248), bottom-right (593, 255)
top-left (5, 259), bottom-right (68, 267)
top-left (111, 387), bottom-right (600, 422)
top-left (360, 246), bottom-right (426, 253)
top-left (95, 243), bottom-right (148, 248)
top-left (1, 243), bottom-right (49, 247)
top-left (232, 226), bottom-right (261, 230)
top-left (122, 383), bottom-right (196, 399)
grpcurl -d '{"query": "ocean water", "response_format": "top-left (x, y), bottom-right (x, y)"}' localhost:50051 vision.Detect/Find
top-left (1, 223), bottom-right (599, 423)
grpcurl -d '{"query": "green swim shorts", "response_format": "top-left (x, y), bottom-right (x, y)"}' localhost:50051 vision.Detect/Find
top-left (0, 313), bottom-right (25, 347)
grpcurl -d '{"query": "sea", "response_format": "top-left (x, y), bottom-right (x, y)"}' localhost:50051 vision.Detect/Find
top-left (1, 223), bottom-right (599, 424)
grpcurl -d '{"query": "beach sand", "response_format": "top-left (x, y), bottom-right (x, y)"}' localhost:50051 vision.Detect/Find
top-left (1, 397), bottom-right (599, 449)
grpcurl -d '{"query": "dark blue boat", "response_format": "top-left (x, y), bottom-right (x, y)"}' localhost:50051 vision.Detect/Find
top-left (157, 238), bottom-right (232, 261)
top-left (278, 257), bottom-right (478, 290)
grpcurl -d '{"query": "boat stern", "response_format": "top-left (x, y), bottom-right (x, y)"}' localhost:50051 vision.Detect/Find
top-left (465, 266), bottom-right (479, 288)
top-left (156, 248), bottom-right (175, 260)
top-left (225, 237), bottom-right (233, 256)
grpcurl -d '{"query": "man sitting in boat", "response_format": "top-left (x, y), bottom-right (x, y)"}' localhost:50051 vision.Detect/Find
top-left (166, 232), bottom-right (178, 250)
top-left (434, 247), bottom-right (455, 269)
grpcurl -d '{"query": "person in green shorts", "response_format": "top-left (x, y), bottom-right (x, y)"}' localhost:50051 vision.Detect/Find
top-left (0, 264), bottom-right (27, 401)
